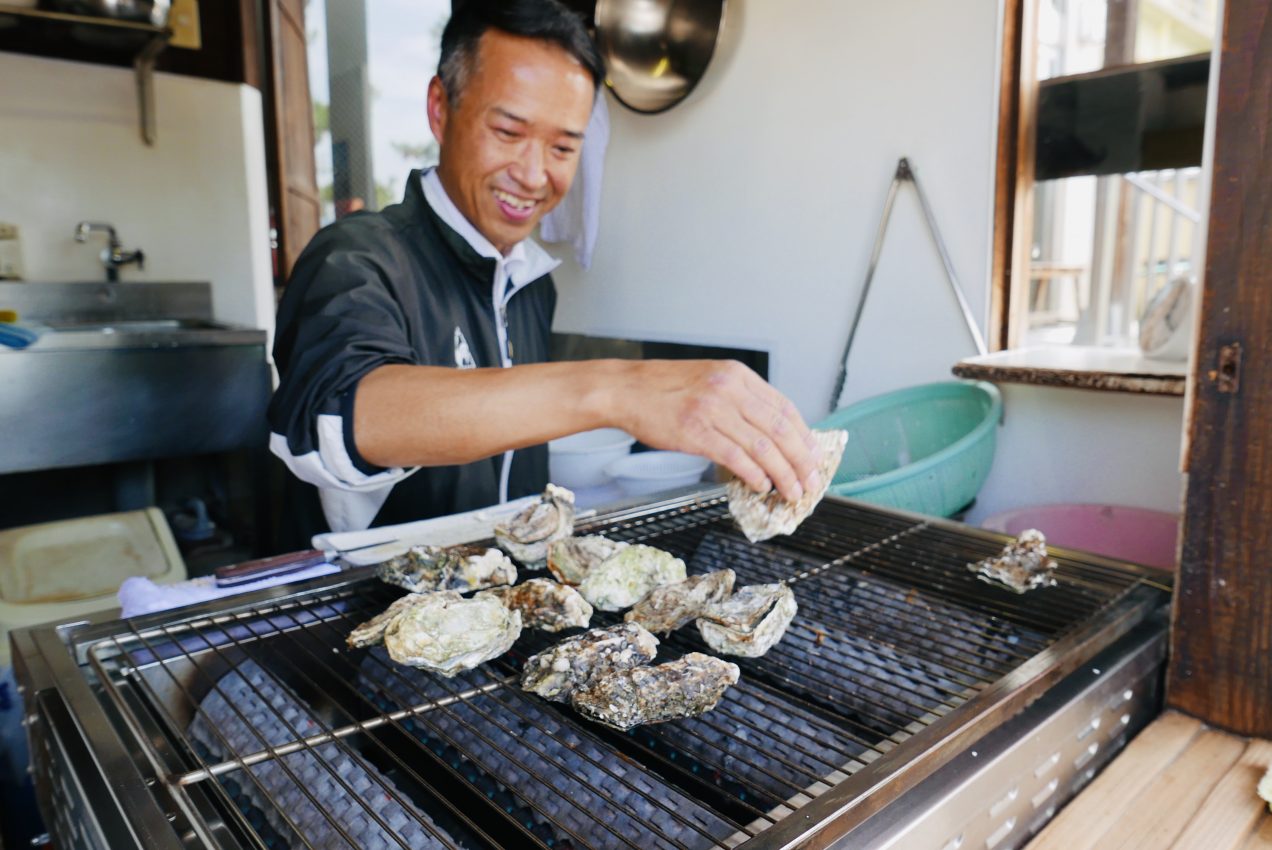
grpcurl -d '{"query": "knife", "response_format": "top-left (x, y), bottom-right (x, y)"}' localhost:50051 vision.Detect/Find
top-left (212, 538), bottom-right (402, 587)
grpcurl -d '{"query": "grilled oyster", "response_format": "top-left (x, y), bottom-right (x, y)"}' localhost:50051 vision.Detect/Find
top-left (547, 535), bottom-right (628, 586)
top-left (624, 569), bottom-right (736, 634)
top-left (494, 484), bottom-right (576, 568)
top-left (520, 622), bottom-right (659, 702)
top-left (577, 544), bottom-right (688, 612)
top-left (376, 544), bottom-right (516, 593)
top-left (969, 529), bottom-right (1058, 594)
top-left (571, 653), bottom-right (740, 731)
top-left (383, 590), bottom-right (522, 676)
top-left (727, 429), bottom-right (848, 543)
top-left (346, 592), bottom-right (430, 649)
top-left (697, 583), bottom-right (798, 658)
top-left (478, 578), bottom-right (593, 632)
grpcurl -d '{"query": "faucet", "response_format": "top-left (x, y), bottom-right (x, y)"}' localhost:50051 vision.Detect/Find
top-left (74, 221), bottom-right (145, 283)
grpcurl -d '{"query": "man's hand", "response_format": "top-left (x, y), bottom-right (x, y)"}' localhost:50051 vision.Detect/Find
top-left (608, 360), bottom-right (822, 503)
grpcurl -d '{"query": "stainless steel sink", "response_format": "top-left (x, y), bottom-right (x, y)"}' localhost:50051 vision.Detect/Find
top-left (0, 282), bottom-right (270, 474)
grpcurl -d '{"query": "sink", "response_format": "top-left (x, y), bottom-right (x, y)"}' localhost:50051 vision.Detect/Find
top-left (0, 282), bottom-right (270, 474)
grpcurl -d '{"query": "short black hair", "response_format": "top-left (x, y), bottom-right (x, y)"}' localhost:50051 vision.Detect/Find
top-left (439, 0), bottom-right (604, 105)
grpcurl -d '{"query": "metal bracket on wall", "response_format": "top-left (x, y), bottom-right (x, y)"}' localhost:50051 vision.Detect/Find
top-left (0, 4), bottom-right (171, 145)
top-left (829, 157), bottom-right (990, 413)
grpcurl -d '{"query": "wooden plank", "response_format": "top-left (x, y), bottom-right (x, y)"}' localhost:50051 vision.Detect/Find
top-left (989, 0), bottom-right (1025, 352)
top-left (1026, 712), bottom-right (1203, 850)
top-left (1097, 729), bottom-right (1246, 850)
top-left (1171, 740), bottom-right (1272, 850)
top-left (1167, 0), bottom-right (1272, 737)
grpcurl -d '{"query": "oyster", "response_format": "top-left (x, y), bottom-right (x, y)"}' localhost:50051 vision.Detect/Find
top-left (494, 484), bottom-right (576, 568)
top-left (520, 622), bottom-right (659, 702)
top-left (383, 590), bottom-right (522, 676)
top-left (727, 429), bottom-right (848, 543)
top-left (969, 529), bottom-right (1058, 594)
top-left (547, 535), bottom-right (629, 586)
top-left (376, 544), bottom-right (516, 593)
top-left (624, 569), bottom-right (736, 634)
top-left (346, 592), bottom-right (430, 649)
top-left (697, 583), bottom-right (798, 658)
top-left (570, 653), bottom-right (740, 731)
top-left (478, 578), bottom-right (593, 632)
top-left (577, 544), bottom-right (688, 612)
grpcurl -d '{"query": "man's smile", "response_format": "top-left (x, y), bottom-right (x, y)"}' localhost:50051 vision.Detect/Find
top-left (493, 188), bottom-right (540, 220)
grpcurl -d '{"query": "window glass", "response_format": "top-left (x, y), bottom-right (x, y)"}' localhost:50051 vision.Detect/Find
top-left (307, 0), bottom-right (451, 226)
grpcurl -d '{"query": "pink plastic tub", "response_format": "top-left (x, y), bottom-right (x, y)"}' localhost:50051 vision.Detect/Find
top-left (982, 503), bottom-right (1179, 570)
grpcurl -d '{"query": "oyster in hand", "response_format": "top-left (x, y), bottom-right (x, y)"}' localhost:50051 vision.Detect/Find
top-left (495, 484), bottom-right (576, 568)
top-left (347, 593), bottom-right (430, 649)
top-left (520, 622), bottom-right (659, 702)
top-left (383, 591), bottom-right (522, 676)
top-left (727, 429), bottom-right (848, 543)
top-left (547, 535), bottom-right (628, 586)
top-left (478, 578), bottom-right (593, 632)
top-left (969, 529), bottom-right (1058, 594)
top-left (578, 544), bottom-right (688, 612)
top-left (376, 545), bottom-right (516, 593)
top-left (697, 583), bottom-right (798, 658)
top-left (625, 569), bottom-right (736, 635)
top-left (571, 653), bottom-right (740, 731)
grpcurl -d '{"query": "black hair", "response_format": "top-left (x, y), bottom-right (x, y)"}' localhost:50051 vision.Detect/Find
top-left (439, 0), bottom-right (604, 104)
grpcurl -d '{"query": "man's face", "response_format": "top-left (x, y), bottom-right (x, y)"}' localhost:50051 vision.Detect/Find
top-left (428, 30), bottom-right (594, 256)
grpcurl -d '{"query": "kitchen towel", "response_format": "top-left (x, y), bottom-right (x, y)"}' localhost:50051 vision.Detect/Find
top-left (539, 92), bottom-right (610, 270)
top-left (117, 563), bottom-right (340, 618)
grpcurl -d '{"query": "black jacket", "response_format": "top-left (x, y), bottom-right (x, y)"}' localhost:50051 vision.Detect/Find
top-left (268, 170), bottom-right (556, 547)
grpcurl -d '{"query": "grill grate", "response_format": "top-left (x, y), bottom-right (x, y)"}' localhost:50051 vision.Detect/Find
top-left (81, 494), bottom-right (1162, 850)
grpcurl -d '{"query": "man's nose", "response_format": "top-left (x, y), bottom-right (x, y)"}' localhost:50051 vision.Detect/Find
top-left (509, 141), bottom-right (549, 192)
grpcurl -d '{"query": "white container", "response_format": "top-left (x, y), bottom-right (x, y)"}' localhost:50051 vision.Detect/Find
top-left (548, 428), bottom-right (636, 488)
top-left (604, 451), bottom-right (712, 498)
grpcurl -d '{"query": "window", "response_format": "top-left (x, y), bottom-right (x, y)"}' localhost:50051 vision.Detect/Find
top-left (305, 0), bottom-right (451, 226)
top-left (998, 0), bottom-right (1217, 351)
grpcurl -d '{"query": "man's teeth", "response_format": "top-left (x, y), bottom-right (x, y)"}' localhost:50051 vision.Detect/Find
top-left (494, 190), bottom-right (535, 211)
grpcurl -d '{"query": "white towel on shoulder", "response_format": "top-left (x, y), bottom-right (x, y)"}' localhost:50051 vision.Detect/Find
top-left (540, 92), bottom-right (610, 270)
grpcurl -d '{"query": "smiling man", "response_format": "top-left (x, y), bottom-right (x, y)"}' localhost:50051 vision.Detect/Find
top-left (268, 0), bottom-right (822, 546)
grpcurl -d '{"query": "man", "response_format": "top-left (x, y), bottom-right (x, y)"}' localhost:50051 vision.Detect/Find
top-left (268, 0), bottom-right (821, 546)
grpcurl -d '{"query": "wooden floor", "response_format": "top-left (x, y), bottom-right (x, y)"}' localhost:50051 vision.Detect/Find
top-left (1026, 711), bottom-right (1272, 850)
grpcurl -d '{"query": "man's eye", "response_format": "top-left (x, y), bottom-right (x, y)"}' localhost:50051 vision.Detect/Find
top-left (494, 128), bottom-right (519, 140)
top-left (553, 145), bottom-right (578, 156)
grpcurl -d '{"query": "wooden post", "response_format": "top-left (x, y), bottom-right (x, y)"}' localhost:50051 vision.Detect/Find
top-left (1168, 0), bottom-right (1272, 737)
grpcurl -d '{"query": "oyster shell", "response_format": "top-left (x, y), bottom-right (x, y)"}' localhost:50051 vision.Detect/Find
top-left (577, 544), bottom-right (688, 612)
top-left (727, 429), bottom-right (848, 543)
top-left (346, 592), bottom-right (430, 649)
top-left (494, 484), bottom-right (576, 568)
top-left (478, 578), bottom-right (593, 632)
top-left (570, 653), bottom-right (740, 731)
top-left (376, 544), bottom-right (516, 593)
top-left (697, 583), bottom-right (798, 658)
top-left (547, 535), bottom-right (628, 585)
top-left (969, 529), bottom-right (1058, 594)
top-left (383, 590), bottom-right (522, 676)
top-left (624, 569), bottom-right (736, 635)
top-left (520, 622), bottom-right (659, 702)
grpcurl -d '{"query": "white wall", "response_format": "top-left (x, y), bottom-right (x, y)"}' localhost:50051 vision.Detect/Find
top-left (0, 53), bottom-right (274, 333)
top-left (552, 0), bottom-right (1000, 419)
top-left (550, 0), bottom-right (1188, 522)
top-left (964, 386), bottom-right (1186, 525)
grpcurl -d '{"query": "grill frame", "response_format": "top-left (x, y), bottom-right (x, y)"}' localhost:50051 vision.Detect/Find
top-left (11, 490), bottom-right (1173, 850)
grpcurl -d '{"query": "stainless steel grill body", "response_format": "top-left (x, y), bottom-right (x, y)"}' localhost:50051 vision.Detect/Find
top-left (11, 491), bottom-right (1171, 849)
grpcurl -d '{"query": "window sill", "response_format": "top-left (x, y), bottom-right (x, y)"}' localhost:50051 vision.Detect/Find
top-left (952, 346), bottom-right (1187, 396)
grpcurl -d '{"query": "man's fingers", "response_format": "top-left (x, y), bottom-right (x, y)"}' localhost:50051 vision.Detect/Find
top-left (713, 413), bottom-right (806, 503)
top-left (695, 430), bottom-right (772, 496)
top-left (740, 385), bottom-right (821, 494)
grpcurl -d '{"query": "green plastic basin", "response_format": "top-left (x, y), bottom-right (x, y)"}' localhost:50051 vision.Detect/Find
top-left (815, 381), bottom-right (1002, 517)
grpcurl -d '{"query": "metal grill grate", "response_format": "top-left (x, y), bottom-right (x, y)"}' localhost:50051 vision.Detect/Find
top-left (80, 493), bottom-right (1166, 850)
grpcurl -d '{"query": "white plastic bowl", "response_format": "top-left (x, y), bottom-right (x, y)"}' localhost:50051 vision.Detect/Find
top-left (604, 451), bottom-right (712, 498)
top-left (548, 428), bottom-right (636, 488)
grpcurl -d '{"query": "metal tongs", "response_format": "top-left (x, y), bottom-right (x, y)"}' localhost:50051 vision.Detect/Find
top-left (828, 157), bottom-right (989, 413)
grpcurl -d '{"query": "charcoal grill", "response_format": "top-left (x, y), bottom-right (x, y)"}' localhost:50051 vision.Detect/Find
top-left (10, 490), bottom-right (1171, 849)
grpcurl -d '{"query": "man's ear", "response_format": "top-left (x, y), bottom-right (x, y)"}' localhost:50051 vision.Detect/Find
top-left (426, 75), bottom-right (448, 143)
